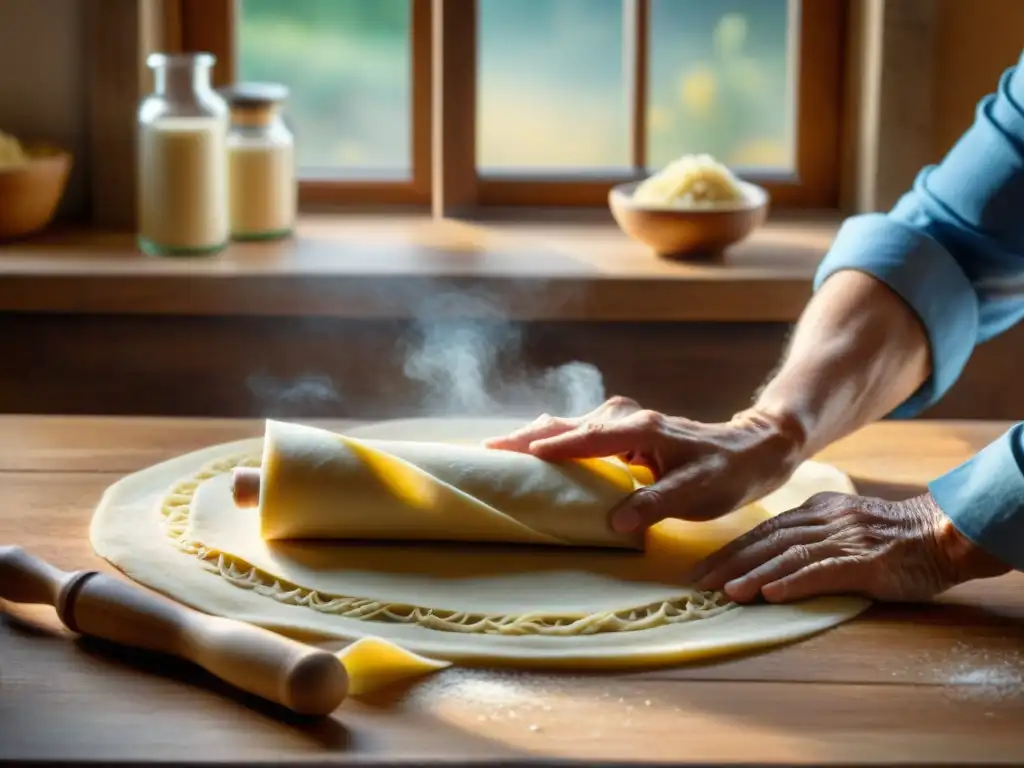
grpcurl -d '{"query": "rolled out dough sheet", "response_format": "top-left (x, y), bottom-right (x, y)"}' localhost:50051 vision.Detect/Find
top-left (90, 418), bottom-right (870, 670)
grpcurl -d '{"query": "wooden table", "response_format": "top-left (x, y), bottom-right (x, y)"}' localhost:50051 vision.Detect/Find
top-left (2, 416), bottom-right (1023, 766)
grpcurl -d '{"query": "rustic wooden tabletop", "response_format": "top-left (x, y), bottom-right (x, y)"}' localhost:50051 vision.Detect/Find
top-left (1, 415), bottom-right (1022, 766)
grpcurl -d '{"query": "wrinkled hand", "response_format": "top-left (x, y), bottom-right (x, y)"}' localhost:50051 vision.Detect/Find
top-left (687, 491), bottom-right (1011, 603)
top-left (484, 396), bottom-right (804, 533)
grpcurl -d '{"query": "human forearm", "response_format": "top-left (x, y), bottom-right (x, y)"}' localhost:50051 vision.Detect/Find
top-left (753, 53), bottom-right (1024, 462)
top-left (750, 269), bottom-right (930, 459)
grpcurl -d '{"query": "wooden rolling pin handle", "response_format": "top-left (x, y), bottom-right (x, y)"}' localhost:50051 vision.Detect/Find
top-left (0, 544), bottom-right (78, 605)
top-left (0, 546), bottom-right (348, 716)
top-left (232, 467), bottom-right (262, 508)
top-left (56, 569), bottom-right (99, 634)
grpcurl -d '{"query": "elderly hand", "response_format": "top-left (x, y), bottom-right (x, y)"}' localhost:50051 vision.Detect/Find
top-left (687, 491), bottom-right (1011, 603)
top-left (484, 396), bottom-right (805, 533)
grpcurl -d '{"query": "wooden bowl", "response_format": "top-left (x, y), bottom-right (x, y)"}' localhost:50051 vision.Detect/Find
top-left (609, 179), bottom-right (768, 259)
top-left (0, 145), bottom-right (72, 241)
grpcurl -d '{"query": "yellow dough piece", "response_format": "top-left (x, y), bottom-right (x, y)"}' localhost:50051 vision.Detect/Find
top-left (256, 420), bottom-right (643, 549)
top-left (336, 637), bottom-right (451, 697)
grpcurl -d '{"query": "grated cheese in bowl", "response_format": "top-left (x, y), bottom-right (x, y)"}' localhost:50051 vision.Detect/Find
top-left (0, 130), bottom-right (29, 169)
top-left (632, 153), bottom-right (748, 208)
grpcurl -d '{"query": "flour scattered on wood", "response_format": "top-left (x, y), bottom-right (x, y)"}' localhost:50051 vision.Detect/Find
top-left (419, 669), bottom-right (534, 707)
top-left (945, 665), bottom-right (1022, 687)
top-left (413, 669), bottom-right (578, 727)
top-left (923, 642), bottom-right (1024, 702)
top-left (408, 668), bottom-right (676, 729)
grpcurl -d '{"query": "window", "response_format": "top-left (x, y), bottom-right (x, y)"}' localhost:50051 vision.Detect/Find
top-left (477, 0), bottom-right (629, 174)
top-left (181, 0), bottom-right (843, 211)
top-left (647, 0), bottom-right (795, 172)
top-left (239, 0), bottom-right (413, 179)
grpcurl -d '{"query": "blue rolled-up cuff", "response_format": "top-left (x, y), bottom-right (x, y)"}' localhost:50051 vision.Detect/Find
top-left (813, 213), bottom-right (980, 417)
top-left (929, 423), bottom-right (1024, 572)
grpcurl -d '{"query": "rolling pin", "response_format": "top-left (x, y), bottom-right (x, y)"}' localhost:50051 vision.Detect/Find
top-left (233, 466), bottom-right (261, 507)
top-left (0, 546), bottom-right (348, 716)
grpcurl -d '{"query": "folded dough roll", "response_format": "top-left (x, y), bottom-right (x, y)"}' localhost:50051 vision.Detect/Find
top-left (252, 420), bottom-right (644, 549)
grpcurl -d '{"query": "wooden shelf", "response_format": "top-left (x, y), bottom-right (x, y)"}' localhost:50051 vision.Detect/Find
top-left (0, 212), bottom-right (842, 322)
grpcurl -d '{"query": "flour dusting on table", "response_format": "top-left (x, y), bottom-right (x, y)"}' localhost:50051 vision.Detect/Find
top-left (924, 642), bottom-right (1024, 702)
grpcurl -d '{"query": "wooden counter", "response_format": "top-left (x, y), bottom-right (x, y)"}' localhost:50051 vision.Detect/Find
top-left (1, 415), bottom-right (1023, 766)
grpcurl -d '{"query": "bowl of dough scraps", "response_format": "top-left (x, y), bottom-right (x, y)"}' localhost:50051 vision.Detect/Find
top-left (609, 153), bottom-right (768, 259)
top-left (0, 129), bottom-right (72, 241)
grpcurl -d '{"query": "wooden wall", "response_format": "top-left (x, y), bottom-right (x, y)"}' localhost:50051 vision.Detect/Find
top-left (0, 0), bottom-right (89, 220)
top-left (4, 314), bottom-right (1021, 422)
top-left (934, 0), bottom-right (1024, 160)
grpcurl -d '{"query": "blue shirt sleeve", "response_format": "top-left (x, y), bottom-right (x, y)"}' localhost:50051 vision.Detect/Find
top-left (928, 424), bottom-right (1024, 573)
top-left (811, 50), bottom-right (1024, 571)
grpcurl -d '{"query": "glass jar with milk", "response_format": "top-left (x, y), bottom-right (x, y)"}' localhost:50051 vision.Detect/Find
top-left (137, 53), bottom-right (230, 257)
top-left (220, 83), bottom-right (296, 240)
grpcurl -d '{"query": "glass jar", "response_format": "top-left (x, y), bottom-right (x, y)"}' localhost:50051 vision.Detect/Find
top-left (137, 53), bottom-right (230, 257)
top-left (221, 83), bottom-right (296, 241)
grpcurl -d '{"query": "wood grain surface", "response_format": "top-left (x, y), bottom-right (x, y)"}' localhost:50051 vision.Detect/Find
top-left (1, 416), bottom-right (1023, 766)
top-left (0, 214), bottom-right (839, 322)
top-left (3, 313), bottom-right (1022, 423)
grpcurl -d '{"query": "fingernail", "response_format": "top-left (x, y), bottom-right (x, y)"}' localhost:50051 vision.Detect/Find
top-left (723, 578), bottom-right (748, 600)
top-left (528, 438), bottom-right (563, 456)
top-left (760, 582), bottom-right (784, 603)
top-left (611, 507), bottom-right (641, 533)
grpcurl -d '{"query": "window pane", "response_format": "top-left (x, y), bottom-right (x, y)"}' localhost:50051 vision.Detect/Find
top-left (477, 0), bottom-right (628, 174)
top-left (647, 0), bottom-right (794, 173)
top-left (238, 0), bottom-right (411, 179)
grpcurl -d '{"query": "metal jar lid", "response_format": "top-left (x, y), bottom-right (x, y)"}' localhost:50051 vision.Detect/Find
top-left (219, 82), bottom-right (290, 108)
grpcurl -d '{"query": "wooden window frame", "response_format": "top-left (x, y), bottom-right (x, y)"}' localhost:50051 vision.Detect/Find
top-left (180, 0), bottom-right (433, 208)
top-left (179, 0), bottom-right (844, 213)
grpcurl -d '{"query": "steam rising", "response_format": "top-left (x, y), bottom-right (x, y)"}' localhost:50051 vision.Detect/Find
top-left (400, 289), bottom-right (606, 418)
top-left (247, 373), bottom-right (342, 414)
top-left (244, 283), bottom-right (606, 419)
